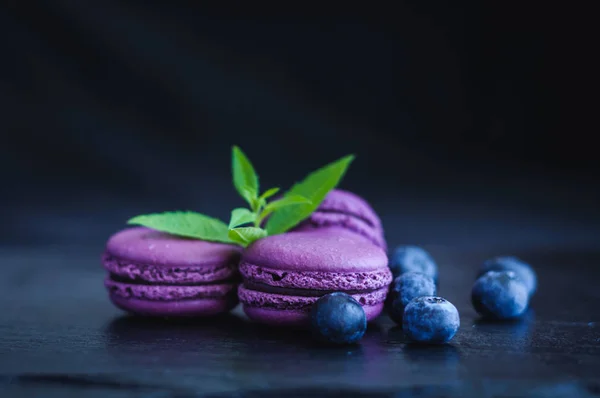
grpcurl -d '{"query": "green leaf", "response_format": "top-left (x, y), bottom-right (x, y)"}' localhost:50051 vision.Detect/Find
top-left (256, 187), bottom-right (280, 213)
top-left (259, 187), bottom-right (280, 201)
top-left (228, 208), bottom-right (256, 229)
top-left (266, 155), bottom-right (355, 235)
top-left (128, 211), bottom-right (233, 243)
top-left (232, 146), bottom-right (259, 206)
top-left (228, 227), bottom-right (267, 246)
top-left (261, 194), bottom-right (312, 219)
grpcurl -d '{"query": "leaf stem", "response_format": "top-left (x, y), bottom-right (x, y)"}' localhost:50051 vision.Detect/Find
top-left (253, 200), bottom-right (265, 228)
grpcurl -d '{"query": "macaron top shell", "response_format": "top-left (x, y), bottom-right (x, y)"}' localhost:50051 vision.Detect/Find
top-left (105, 227), bottom-right (241, 268)
top-left (242, 229), bottom-right (388, 273)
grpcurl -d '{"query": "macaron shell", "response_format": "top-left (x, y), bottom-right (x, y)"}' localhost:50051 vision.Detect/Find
top-left (102, 252), bottom-right (238, 284)
top-left (243, 303), bottom-right (384, 327)
top-left (238, 285), bottom-right (388, 311)
top-left (239, 261), bottom-right (392, 291)
top-left (242, 230), bottom-right (388, 273)
top-left (105, 227), bottom-right (242, 268)
top-left (105, 277), bottom-right (237, 301)
top-left (109, 294), bottom-right (237, 317)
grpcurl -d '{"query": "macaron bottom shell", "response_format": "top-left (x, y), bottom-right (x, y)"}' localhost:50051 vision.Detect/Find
top-left (243, 302), bottom-right (384, 327)
top-left (238, 285), bottom-right (387, 327)
top-left (105, 276), bottom-right (239, 317)
top-left (109, 294), bottom-right (238, 317)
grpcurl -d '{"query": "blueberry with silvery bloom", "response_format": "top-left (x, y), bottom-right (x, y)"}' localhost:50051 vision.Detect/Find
top-left (472, 270), bottom-right (529, 320)
top-left (387, 272), bottom-right (436, 325)
top-left (389, 245), bottom-right (438, 282)
top-left (403, 296), bottom-right (460, 344)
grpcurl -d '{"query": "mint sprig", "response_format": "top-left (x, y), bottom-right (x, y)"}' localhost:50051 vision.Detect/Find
top-left (226, 147), bottom-right (312, 246)
top-left (127, 147), bottom-right (354, 247)
top-left (266, 155), bottom-right (355, 235)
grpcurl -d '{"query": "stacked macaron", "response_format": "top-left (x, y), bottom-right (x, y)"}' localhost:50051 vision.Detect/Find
top-left (238, 189), bottom-right (392, 326)
top-left (102, 227), bottom-right (241, 317)
top-left (238, 230), bottom-right (391, 326)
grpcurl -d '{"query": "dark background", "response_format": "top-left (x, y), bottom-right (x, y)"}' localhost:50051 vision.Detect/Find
top-left (2, 3), bottom-right (600, 397)
top-left (1, 2), bottom-right (598, 248)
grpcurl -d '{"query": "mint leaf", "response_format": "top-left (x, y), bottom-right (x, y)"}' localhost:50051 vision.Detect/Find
top-left (229, 208), bottom-right (256, 229)
top-left (228, 227), bottom-right (267, 246)
top-left (232, 146), bottom-right (259, 207)
top-left (257, 187), bottom-right (280, 210)
top-left (259, 187), bottom-right (280, 201)
top-left (261, 194), bottom-right (312, 219)
top-left (266, 155), bottom-right (355, 235)
top-left (128, 211), bottom-right (233, 243)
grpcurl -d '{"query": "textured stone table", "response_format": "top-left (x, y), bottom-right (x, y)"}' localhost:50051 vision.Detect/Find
top-left (1, 241), bottom-right (599, 397)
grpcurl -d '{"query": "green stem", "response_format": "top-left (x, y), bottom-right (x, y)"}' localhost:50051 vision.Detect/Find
top-left (253, 203), bottom-right (264, 228)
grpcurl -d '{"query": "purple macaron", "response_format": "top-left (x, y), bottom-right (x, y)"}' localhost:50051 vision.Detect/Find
top-left (293, 189), bottom-right (386, 250)
top-left (102, 227), bottom-right (242, 317)
top-left (238, 229), bottom-right (392, 326)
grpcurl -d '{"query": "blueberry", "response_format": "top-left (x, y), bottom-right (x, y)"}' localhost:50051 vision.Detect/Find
top-left (479, 256), bottom-right (537, 296)
top-left (389, 246), bottom-right (438, 281)
top-left (387, 272), bottom-right (436, 324)
top-left (310, 292), bottom-right (367, 345)
top-left (403, 296), bottom-right (460, 344)
top-left (471, 270), bottom-right (529, 320)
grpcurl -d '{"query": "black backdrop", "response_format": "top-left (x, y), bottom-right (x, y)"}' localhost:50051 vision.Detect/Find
top-left (1, 2), bottom-right (598, 248)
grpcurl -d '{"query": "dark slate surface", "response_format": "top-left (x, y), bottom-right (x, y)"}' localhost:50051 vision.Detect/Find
top-left (1, 239), bottom-right (600, 397)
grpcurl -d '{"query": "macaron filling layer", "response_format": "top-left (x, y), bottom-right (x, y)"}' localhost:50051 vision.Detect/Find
top-left (104, 277), bottom-right (237, 301)
top-left (239, 262), bottom-right (392, 292)
top-left (106, 277), bottom-right (237, 301)
top-left (238, 284), bottom-right (388, 310)
top-left (107, 273), bottom-right (240, 286)
top-left (243, 280), bottom-right (378, 297)
top-left (102, 252), bottom-right (238, 284)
